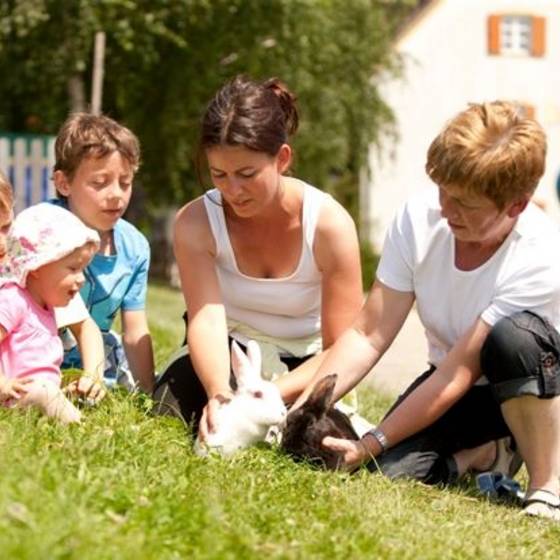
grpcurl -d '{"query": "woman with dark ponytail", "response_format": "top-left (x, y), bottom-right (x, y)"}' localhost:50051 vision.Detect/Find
top-left (154, 75), bottom-right (362, 440)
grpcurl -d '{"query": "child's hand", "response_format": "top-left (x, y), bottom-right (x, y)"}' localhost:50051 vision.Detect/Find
top-left (0, 377), bottom-right (32, 402)
top-left (64, 375), bottom-right (106, 404)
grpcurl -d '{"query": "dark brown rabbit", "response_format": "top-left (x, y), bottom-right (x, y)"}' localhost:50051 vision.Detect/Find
top-left (281, 374), bottom-right (359, 470)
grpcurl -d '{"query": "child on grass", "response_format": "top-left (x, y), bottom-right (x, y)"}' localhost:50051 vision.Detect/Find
top-left (1, 171), bottom-right (105, 403)
top-left (51, 113), bottom-right (155, 393)
top-left (0, 203), bottom-right (99, 423)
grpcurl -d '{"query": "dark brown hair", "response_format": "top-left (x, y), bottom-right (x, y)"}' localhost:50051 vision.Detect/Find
top-left (200, 75), bottom-right (299, 159)
top-left (54, 112), bottom-right (140, 181)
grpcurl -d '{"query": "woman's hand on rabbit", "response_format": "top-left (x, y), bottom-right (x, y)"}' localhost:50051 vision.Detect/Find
top-left (198, 392), bottom-right (233, 441)
top-left (321, 435), bottom-right (370, 472)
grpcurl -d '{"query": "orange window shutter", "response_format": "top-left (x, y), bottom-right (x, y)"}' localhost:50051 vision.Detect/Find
top-left (531, 16), bottom-right (546, 57)
top-left (487, 15), bottom-right (501, 55)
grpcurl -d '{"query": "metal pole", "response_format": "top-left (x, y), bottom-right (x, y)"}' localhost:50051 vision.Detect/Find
top-left (91, 31), bottom-right (106, 115)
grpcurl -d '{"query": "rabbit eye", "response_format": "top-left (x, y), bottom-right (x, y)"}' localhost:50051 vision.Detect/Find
top-left (252, 390), bottom-right (263, 399)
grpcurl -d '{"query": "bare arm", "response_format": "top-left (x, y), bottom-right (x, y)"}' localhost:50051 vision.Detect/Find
top-left (325, 318), bottom-right (491, 467)
top-left (0, 325), bottom-right (31, 401)
top-left (66, 317), bottom-right (106, 401)
top-left (68, 317), bottom-right (104, 381)
top-left (289, 280), bottom-right (415, 407)
top-left (274, 351), bottom-right (330, 404)
top-left (121, 309), bottom-right (155, 393)
top-left (174, 200), bottom-right (232, 400)
top-left (368, 318), bottom-right (489, 451)
top-left (314, 196), bottom-right (363, 348)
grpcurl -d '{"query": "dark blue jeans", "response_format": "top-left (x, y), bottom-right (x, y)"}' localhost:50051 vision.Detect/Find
top-left (369, 311), bottom-right (560, 485)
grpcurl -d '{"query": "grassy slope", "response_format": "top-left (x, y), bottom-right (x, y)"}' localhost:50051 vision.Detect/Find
top-left (0, 284), bottom-right (559, 559)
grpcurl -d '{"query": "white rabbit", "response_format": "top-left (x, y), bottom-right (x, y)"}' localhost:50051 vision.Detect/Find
top-left (194, 339), bottom-right (287, 457)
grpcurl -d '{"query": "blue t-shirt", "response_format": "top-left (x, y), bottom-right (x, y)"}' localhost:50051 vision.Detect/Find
top-left (82, 219), bottom-right (150, 332)
top-left (49, 199), bottom-right (150, 332)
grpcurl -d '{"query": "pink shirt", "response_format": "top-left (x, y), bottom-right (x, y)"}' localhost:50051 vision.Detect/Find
top-left (0, 283), bottom-right (62, 386)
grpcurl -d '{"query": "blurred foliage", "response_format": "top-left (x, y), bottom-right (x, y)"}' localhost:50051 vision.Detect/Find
top-left (0, 0), bottom-right (416, 222)
top-left (360, 241), bottom-right (380, 291)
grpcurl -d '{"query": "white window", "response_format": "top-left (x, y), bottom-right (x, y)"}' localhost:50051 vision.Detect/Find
top-left (487, 14), bottom-right (546, 58)
top-left (500, 15), bottom-right (532, 55)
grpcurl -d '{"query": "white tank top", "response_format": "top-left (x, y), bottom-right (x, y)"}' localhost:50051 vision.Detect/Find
top-left (204, 180), bottom-right (328, 339)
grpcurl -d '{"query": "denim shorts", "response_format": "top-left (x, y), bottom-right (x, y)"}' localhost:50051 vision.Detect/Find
top-left (61, 330), bottom-right (134, 390)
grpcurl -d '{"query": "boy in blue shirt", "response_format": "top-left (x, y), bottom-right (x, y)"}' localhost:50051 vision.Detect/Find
top-left (51, 113), bottom-right (155, 393)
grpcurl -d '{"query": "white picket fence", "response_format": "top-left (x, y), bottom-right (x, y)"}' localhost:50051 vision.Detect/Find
top-left (0, 135), bottom-right (56, 213)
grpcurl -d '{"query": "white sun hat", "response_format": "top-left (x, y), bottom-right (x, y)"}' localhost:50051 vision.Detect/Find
top-left (0, 202), bottom-right (99, 288)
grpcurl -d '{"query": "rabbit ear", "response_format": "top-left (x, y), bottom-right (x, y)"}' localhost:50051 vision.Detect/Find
top-left (231, 340), bottom-right (261, 388)
top-left (302, 374), bottom-right (337, 417)
top-left (246, 340), bottom-right (262, 378)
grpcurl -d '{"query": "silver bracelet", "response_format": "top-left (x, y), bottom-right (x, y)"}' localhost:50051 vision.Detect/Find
top-left (365, 427), bottom-right (389, 452)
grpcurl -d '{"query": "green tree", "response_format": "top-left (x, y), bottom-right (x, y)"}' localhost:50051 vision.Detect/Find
top-left (0, 0), bottom-right (415, 222)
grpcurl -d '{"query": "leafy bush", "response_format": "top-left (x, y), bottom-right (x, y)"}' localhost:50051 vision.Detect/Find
top-left (360, 241), bottom-right (380, 292)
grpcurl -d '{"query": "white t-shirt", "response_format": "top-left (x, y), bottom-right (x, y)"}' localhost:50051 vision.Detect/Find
top-left (54, 293), bottom-right (89, 329)
top-left (377, 187), bottom-right (560, 368)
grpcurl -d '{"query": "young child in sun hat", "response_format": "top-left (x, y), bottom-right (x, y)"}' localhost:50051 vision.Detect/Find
top-left (0, 203), bottom-right (99, 423)
top-left (1, 172), bottom-right (105, 404)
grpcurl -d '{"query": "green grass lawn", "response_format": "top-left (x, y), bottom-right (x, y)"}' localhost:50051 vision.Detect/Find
top-left (1, 283), bottom-right (559, 559)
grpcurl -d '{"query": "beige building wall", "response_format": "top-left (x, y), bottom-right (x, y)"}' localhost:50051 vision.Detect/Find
top-left (363, 0), bottom-right (560, 251)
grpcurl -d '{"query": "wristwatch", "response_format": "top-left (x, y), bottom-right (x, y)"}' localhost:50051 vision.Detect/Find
top-left (364, 427), bottom-right (389, 452)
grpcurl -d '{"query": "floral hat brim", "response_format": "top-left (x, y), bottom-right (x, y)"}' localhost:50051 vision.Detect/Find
top-left (0, 202), bottom-right (100, 288)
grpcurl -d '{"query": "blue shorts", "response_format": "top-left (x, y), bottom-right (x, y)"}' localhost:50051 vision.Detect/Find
top-left (62, 330), bottom-right (134, 390)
